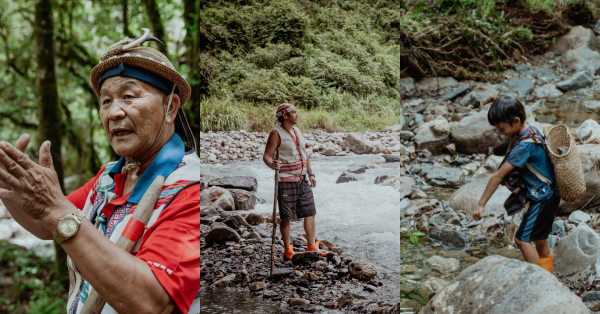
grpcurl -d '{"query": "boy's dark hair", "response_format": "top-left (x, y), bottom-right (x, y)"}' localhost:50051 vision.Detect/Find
top-left (487, 96), bottom-right (527, 126)
top-left (278, 115), bottom-right (284, 124)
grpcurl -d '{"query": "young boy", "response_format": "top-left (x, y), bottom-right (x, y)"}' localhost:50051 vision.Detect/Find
top-left (467, 96), bottom-right (560, 273)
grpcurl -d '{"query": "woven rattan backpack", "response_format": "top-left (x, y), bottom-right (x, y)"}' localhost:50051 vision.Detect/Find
top-left (542, 124), bottom-right (586, 201)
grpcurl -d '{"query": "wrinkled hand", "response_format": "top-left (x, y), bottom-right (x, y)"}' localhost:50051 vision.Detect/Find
top-left (309, 176), bottom-right (316, 188)
top-left (0, 134), bottom-right (29, 191)
top-left (468, 204), bottom-right (485, 225)
top-left (0, 139), bottom-right (69, 223)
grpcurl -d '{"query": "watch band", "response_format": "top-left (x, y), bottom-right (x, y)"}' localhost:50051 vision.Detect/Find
top-left (54, 210), bottom-right (85, 244)
top-left (308, 174), bottom-right (315, 177)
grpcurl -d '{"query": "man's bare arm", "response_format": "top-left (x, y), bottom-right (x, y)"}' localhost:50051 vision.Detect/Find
top-left (263, 130), bottom-right (280, 170)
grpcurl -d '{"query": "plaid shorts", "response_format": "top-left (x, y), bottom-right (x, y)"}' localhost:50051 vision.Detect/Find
top-left (277, 179), bottom-right (316, 219)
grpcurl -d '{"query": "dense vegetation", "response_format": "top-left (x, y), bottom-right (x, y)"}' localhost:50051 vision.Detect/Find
top-left (399, 0), bottom-right (600, 81)
top-left (198, 0), bottom-right (402, 133)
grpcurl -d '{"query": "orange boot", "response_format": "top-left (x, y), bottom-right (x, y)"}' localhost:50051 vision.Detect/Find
top-left (284, 245), bottom-right (295, 260)
top-left (534, 253), bottom-right (553, 273)
top-left (306, 241), bottom-right (327, 257)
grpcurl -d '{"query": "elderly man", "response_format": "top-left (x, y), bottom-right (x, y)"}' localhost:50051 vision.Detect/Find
top-left (263, 103), bottom-right (322, 260)
top-left (0, 30), bottom-right (199, 314)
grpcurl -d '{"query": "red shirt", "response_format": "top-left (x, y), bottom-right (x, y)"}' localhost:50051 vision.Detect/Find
top-left (67, 166), bottom-right (200, 314)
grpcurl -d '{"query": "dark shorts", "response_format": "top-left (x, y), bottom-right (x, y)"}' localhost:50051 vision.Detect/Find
top-left (515, 193), bottom-right (561, 242)
top-left (277, 179), bottom-right (316, 219)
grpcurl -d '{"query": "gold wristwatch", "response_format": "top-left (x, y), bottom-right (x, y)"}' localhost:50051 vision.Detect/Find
top-left (53, 210), bottom-right (86, 244)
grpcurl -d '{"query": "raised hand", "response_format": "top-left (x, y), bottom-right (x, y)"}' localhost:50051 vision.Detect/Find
top-left (0, 134), bottom-right (31, 191)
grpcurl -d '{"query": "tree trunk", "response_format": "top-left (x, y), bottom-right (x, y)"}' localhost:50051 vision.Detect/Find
top-left (123, 0), bottom-right (134, 38)
top-left (183, 0), bottom-right (200, 152)
top-left (35, 0), bottom-right (68, 284)
top-left (143, 0), bottom-right (168, 57)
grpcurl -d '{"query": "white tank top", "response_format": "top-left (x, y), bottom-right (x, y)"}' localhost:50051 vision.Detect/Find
top-left (273, 125), bottom-right (307, 182)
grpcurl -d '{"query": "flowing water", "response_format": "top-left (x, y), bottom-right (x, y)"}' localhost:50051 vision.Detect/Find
top-left (201, 155), bottom-right (400, 313)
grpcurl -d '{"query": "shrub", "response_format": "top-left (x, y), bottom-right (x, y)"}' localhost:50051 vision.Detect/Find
top-left (200, 94), bottom-right (247, 132)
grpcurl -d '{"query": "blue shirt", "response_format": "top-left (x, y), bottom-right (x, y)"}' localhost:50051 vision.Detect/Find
top-left (506, 125), bottom-right (557, 202)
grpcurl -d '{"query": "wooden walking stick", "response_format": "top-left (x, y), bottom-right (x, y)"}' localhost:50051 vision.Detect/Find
top-left (80, 175), bottom-right (165, 314)
top-left (270, 149), bottom-right (279, 277)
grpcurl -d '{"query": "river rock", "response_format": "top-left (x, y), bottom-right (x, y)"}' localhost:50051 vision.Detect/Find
top-left (441, 86), bottom-right (470, 101)
top-left (401, 78), bottom-right (415, 95)
top-left (424, 256), bottom-right (459, 274)
top-left (450, 109), bottom-right (510, 154)
top-left (213, 274), bottom-right (237, 287)
top-left (558, 145), bottom-right (600, 214)
top-left (576, 119), bottom-right (600, 142)
top-left (472, 217), bottom-right (501, 238)
top-left (549, 25), bottom-right (597, 53)
top-left (319, 240), bottom-right (343, 255)
top-left (336, 291), bottom-right (368, 308)
top-left (342, 133), bottom-right (374, 154)
top-left (336, 172), bottom-right (358, 184)
top-left (249, 281), bottom-right (266, 291)
top-left (448, 175), bottom-right (510, 217)
top-left (400, 177), bottom-right (414, 199)
top-left (561, 48), bottom-right (600, 73)
top-left (322, 147), bottom-right (337, 156)
top-left (428, 229), bottom-right (471, 250)
top-left (416, 278), bottom-right (450, 303)
top-left (568, 210), bottom-right (591, 225)
top-left (556, 71), bottom-right (594, 91)
top-left (228, 189), bottom-right (257, 211)
top-left (383, 154), bottom-right (400, 162)
top-left (208, 176), bottom-right (258, 192)
top-left (422, 255), bottom-right (589, 314)
top-left (205, 226), bottom-right (241, 244)
top-left (414, 117), bottom-right (451, 154)
top-left (483, 155), bottom-right (503, 172)
top-left (554, 224), bottom-right (600, 282)
top-left (514, 64), bottom-right (560, 80)
top-left (424, 167), bottom-right (464, 188)
top-left (460, 86), bottom-right (499, 106)
top-left (289, 298), bottom-right (310, 306)
top-left (200, 186), bottom-right (235, 211)
top-left (245, 213), bottom-right (264, 225)
top-left (507, 78), bottom-right (534, 96)
top-left (223, 215), bottom-right (248, 229)
top-left (348, 261), bottom-right (377, 281)
top-left (531, 83), bottom-right (564, 98)
top-left (291, 251), bottom-right (325, 264)
top-left (201, 206), bottom-right (219, 218)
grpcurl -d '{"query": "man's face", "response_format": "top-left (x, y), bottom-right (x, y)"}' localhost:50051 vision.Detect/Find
top-left (494, 118), bottom-right (521, 138)
top-left (99, 77), bottom-right (167, 157)
top-left (284, 110), bottom-right (298, 124)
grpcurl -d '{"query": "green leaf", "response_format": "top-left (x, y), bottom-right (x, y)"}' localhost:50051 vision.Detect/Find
top-left (410, 236), bottom-right (419, 245)
top-left (411, 232), bottom-right (427, 237)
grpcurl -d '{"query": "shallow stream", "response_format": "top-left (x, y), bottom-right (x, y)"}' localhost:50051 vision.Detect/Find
top-left (201, 155), bottom-right (400, 312)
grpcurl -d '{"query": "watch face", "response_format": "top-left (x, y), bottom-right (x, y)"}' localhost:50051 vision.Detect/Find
top-left (59, 218), bottom-right (78, 237)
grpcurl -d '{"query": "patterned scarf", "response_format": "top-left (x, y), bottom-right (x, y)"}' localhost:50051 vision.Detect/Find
top-left (498, 126), bottom-right (551, 215)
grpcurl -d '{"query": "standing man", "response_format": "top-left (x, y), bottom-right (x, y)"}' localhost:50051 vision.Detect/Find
top-left (263, 103), bottom-right (319, 260)
top-left (0, 29), bottom-right (200, 314)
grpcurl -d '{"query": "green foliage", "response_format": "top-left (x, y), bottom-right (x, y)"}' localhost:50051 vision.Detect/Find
top-left (198, 0), bottom-right (401, 132)
top-left (200, 94), bottom-right (247, 132)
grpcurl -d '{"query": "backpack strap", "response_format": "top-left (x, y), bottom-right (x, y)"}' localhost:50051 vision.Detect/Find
top-left (520, 138), bottom-right (553, 186)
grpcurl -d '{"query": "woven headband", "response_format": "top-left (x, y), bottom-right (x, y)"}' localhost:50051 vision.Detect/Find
top-left (276, 103), bottom-right (296, 117)
top-left (98, 61), bottom-right (174, 95)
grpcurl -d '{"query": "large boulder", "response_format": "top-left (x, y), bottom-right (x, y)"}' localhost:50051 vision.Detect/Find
top-left (576, 119), bottom-right (600, 142)
top-left (424, 256), bottom-right (460, 274)
top-left (549, 25), bottom-right (597, 53)
top-left (450, 109), bottom-right (510, 155)
top-left (422, 256), bottom-right (589, 314)
top-left (553, 224), bottom-right (600, 282)
top-left (416, 278), bottom-right (450, 303)
top-left (208, 176), bottom-right (258, 192)
top-left (200, 186), bottom-right (235, 211)
top-left (448, 175), bottom-right (510, 217)
top-left (245, 213), bottom-right (264, 225)
top-left (400, 176), bottom-right (414, 199)
top-left (507, 78), bottom-right (534, 96)
top-left (342, 133), bottom-right (374, 154)
top-left (531, 83), bottom-right (564, 99)
top-left (557, 145), bottom-right (600, 215)
top-left (228, 189), bottom-right (257, 211)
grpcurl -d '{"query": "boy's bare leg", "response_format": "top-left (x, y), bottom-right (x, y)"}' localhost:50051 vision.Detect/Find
top-left (280, 218), bottom-right (291, 248)
top-left (304, 215), bottom-right (316, 248)
top-left (535, 240), bottom-right (551, 257)
top-left (515, 238), bottom-right (540, 263)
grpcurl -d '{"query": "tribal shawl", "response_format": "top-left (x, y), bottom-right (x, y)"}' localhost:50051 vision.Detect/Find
top-left (498, 126), bottom-right (552, 215)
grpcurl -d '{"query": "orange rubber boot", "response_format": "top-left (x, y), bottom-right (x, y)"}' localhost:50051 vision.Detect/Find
top-left (539, 253), bottom-right (553, 273)
top-left (284, 245), bottom-right (295, 260)
top-left (306, 241), bottom-right (327, 256)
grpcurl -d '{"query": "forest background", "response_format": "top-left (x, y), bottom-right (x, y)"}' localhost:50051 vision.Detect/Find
top-left (0, 0), bottom-right (400, 313)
